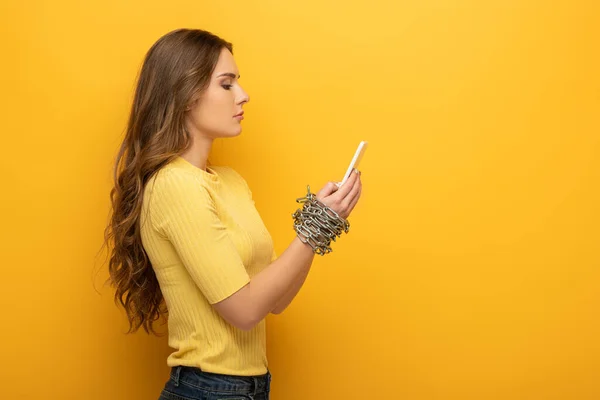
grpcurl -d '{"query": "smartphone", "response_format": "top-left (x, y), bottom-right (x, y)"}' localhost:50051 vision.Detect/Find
top-left (338, 141), bottom-right (368, 187)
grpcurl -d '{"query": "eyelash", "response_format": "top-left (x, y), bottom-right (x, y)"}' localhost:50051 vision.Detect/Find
top-left (221, 84), bottom-right (233, 90)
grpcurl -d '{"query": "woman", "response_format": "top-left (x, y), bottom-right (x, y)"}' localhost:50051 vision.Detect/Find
top-left (103, 28), bottom-right (362, 400)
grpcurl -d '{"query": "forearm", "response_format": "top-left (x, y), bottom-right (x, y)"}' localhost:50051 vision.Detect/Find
top-left (243, 236), bottom-right (315, 325)
top-left (271, 262), bottom-right (311, 314)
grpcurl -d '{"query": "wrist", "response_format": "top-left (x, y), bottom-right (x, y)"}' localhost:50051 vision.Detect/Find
top-left (292, 185), bottom-right (350, 256)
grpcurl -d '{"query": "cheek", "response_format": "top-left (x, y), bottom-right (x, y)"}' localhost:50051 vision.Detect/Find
top-left (205, 88), bottom-right (233, 113)
top-left (191, 93), bottom-right (235, 129)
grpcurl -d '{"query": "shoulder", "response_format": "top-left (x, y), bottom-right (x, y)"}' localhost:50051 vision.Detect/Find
top-left (144, 167), bottom-right (212, 206)
top-left (146, 166), bottom-right (199, 189)
top-left (143, 167), bottom-right (216, 232)
top-left (212, 165), bottom-right (247, 183)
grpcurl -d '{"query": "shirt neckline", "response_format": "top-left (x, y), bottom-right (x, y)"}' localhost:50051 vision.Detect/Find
top-left (171, 156), bottom-right (221, 183)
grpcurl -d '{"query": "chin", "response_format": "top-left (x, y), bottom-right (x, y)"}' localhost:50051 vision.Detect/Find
top-left (211, 124), bottom-right (242, 139)
top-left (229, 126), bottom-right (243, 137)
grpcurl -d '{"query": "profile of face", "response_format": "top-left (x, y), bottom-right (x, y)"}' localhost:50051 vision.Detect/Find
top-left (185, 47), bottom-right (250, 140)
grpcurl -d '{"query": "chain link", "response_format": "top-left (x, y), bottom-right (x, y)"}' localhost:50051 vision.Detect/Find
top-left (292, 185), bottom-right (350, 255)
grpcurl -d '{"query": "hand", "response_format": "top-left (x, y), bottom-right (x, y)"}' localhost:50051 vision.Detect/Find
top-left (315, 168), bottom-right (362, 220)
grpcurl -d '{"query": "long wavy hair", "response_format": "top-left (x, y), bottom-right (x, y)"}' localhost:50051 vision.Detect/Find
top-left (100, 28), bottom-right (233, 335)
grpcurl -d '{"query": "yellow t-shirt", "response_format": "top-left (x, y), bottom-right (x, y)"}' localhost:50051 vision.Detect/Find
top-left (140, 156), bottom-right (276, 376)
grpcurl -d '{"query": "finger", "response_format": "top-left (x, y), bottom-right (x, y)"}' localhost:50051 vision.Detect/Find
top-left (343, 183), bottom-right (362, 219)
top-left (345, 177), bottom-right (362, 210)
top-left (316, 182), bottom-right (339, 199)
top-left (347, 183), bottom-right (362, 213)
top-left (341, 175), bottom-right (361, 209)
top-left (334, 169), bottom-right (359, 200)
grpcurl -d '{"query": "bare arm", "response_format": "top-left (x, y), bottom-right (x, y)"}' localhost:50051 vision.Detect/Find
top-left (214, 236), bottom-right (314, 330)
top-left (269, 175), bottom-right (362, 315)
top-left (214, 170), bottom-right (362, 330)
top-left (270, 261), bottom-right (311, 314)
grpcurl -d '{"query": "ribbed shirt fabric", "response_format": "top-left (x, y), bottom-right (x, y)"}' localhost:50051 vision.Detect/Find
top-left (140, 156), bottom-right (276, 376)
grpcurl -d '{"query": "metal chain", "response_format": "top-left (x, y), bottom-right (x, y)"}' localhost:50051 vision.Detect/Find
top-left (292, 185), bottom-right (350, 256)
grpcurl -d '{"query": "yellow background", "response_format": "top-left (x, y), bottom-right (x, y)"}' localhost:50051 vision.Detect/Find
top-left (1, 1), bottom-right (599, 399)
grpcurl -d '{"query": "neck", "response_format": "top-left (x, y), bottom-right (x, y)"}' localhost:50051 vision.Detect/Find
top-left (180, 135), bottom-right (214, 171)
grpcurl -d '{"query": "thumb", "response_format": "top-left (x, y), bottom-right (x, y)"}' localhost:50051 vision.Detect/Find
top-left (316, 181), bottom-right (339, 199)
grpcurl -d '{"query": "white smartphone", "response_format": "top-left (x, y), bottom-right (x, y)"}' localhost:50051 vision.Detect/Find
top-left (338, 141), bottom-right (368, 187)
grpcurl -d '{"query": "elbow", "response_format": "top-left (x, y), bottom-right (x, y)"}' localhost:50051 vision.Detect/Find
top-left (270, 306), bottom-right (284, 315)
top-left (236, 316), bottom-right (261, 331)
top-left (220, 314), bottom-right (254, 331)
top-left (229, 310), bottom-right (263, 331)
top-left (212, 287), bottom-right (268, 331)
top-left (238, 323), bottom-right (256, 332)
top-left (213, 287), bottom-right (263, 331)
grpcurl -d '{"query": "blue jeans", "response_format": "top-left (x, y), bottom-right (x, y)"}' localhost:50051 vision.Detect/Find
top-left (158, 365), bottom-right (271, 400)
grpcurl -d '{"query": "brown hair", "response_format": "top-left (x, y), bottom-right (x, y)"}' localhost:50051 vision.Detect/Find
top-left (100, 29), bottom-right (233, 335)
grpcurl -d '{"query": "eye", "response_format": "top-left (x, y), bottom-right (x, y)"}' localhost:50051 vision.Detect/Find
top-left (221, 84), bottom-right (233, 90)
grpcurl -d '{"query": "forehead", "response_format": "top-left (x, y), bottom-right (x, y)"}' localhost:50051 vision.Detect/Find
top-left (213, 48), bottom-right (239, 77)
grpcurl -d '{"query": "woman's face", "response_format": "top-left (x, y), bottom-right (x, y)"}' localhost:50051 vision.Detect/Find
top-left (185, 47), bottom-right (250, 139)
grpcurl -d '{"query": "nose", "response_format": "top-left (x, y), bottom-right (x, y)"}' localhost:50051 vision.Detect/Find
top-left (237, 87), bottom-right (250, 105)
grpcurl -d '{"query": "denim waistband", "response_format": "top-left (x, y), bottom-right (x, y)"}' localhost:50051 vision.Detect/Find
top-left (170, 365), bottom-right (271, 395)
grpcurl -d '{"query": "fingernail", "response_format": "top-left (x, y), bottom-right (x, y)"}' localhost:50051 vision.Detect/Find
top-left (354, 168), bottom-right (359, 174)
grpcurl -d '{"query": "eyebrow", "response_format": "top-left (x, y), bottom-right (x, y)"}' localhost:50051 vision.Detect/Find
top-left (217, 72), bottom-right (240, 79)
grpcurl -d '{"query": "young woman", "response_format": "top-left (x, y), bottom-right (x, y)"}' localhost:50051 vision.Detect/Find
top-left (103, 28), bottom-right (362, 400)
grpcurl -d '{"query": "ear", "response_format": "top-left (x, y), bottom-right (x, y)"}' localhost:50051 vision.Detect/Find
top-left (185, 98), bottom-right (198, 111)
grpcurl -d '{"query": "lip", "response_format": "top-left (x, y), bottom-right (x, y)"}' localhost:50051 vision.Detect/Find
top-left (234, 111), bottom-right (244, 117)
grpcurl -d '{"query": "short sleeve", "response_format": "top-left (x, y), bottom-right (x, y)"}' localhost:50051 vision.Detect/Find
top-left (149, 170), bottom-right (250, 304)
